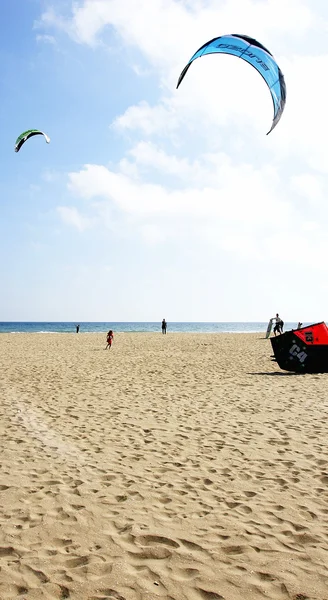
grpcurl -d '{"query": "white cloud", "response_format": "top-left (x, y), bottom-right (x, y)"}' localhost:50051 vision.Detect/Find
top-left (126, 141), bottom-right (204, 181)
top-left (112, 101), bottom-right (182, 138)
top-left (63, 159), bottom-right (328, 275)
top-left (39, 0), bottom-right (318, 52)
top-left (36, 34), bottom-right (56, 44)
top-left (67, 159), bottom-right (290, 224)
top-left (42, 169), bottom-right (60, 183)
top-left (290, 174), bottom-right (326, 205)
top-left (35, 7), bottom-right (72, 38)
top-left (131, 64), bottom-right (151, 78)
top-left (267, 54), bottom-right (328, 171)
top-left (139, 223), bottom-right (168, 245)
top-left (57, 206), bottom-right (95, 231)
top-left (65, 158), bottom-right (319, 268)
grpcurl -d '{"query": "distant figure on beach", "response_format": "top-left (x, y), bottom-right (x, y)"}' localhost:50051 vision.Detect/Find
top-left (76, 324), bottom-right (80, 333)
top-left (106, 330), bottom-right (114, 349)
top-left (297, 322), bottom-right (303, 329)
top-left (273, 314), bottom-right (284, 336)
top-left (161, 319), bottom-right (167, 334)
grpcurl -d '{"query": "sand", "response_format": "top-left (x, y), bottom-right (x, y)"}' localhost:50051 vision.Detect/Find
top-left (0, 332), bottom-right (328, 600)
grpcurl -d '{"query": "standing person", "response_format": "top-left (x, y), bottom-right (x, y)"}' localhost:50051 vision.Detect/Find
top-left (76, 324), bottom-right (80, 333)
top-left (161, 319), bottom-right (167, 334)
top-left (273, 314), bottom-right (283, 336)
top-left (106, 330), bottom-right (114, 349)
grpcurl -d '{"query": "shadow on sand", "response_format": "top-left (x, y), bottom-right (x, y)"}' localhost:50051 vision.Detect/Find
top-left (248, 371), bottom-right (304, 377)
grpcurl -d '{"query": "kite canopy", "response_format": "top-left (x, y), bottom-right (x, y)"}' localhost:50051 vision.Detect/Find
top-left (176, 34), bottom-right (286, 134)
top-left (14, 130), bottom-right (50, 153)
top-left (271, 322), bottom-right (328, 373)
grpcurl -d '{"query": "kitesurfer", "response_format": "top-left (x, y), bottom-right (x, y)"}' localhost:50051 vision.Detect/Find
top-left (273, 314), bottom-right (283, 336)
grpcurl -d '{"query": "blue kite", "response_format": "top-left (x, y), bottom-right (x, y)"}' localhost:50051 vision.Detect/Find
top-left (176, 34), bottom-right (286, 134)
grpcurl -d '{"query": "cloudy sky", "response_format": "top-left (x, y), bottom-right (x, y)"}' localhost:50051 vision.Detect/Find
top-left (1, 0), bottom-right (327, 322)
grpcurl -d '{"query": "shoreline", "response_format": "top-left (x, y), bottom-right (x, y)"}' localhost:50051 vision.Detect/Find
top-left (1, 330), bottom-right (268, 335)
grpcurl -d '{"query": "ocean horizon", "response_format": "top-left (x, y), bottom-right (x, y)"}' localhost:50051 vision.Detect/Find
top-left (0, 321), bottom-right (308, 334)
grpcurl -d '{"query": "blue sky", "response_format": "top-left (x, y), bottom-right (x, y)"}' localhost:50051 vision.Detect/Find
top-left (1, 0), bottom-right (328, 321)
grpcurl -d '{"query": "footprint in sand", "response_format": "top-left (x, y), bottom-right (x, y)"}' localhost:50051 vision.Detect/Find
top-left (179, 539), bottom-right (211, 560)
top-left (0, 546), bottom-right (19, 558)
top-left (174, 567), bottom-right (200, 581)
top-left (222, 545), bottom-right (245, 555)
top-left (53, 538), bottom-right (73, 548)
top-left (124, 534), bottom-right (180, 560)
top-left (19, 565), bottom-right (49, 585)
top-left (59, 585), bottom-right (70, 599)
top-left (256, 571), bottom-right (276, 581)
top-left (54, 569), bottom-right (74, 583)
top-left (136, 535), bottom-right (179, 548)
top-left (90, 589), bottom-right (126, 600)
top-left (65, 555), bottom-right (89, 568)
top-left (197, 589), bottom-right (225, 600)
top-left (16, 586), bottom-right (29, 596)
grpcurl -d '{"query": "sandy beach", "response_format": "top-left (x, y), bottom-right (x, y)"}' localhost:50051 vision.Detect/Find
top-left (0, 332), bottom-right (328, 600)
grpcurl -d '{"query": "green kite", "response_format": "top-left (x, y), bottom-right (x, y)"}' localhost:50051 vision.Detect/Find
top-left (15, 130), bottom-right (50, 153)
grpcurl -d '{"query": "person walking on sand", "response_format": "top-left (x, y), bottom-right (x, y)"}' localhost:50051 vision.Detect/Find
top-left (161, 319), bottom-right (167, 334)
top-left (273, 314), bottom-right (283, 336)
top-left (106, 330), bottom-right (114, 349)
top-left (76, 324), bottom-right (80, 333)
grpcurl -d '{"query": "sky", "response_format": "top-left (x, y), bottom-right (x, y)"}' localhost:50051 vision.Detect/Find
top-left (0, 0), bottom-right (328, 322)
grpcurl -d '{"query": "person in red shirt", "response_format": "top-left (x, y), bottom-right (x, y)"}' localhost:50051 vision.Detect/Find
top-left (106, 330), bottom-right (114, 349)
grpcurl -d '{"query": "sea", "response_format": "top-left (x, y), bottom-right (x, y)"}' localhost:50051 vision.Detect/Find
top-left (0, 322), bottom-right (303, 334)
